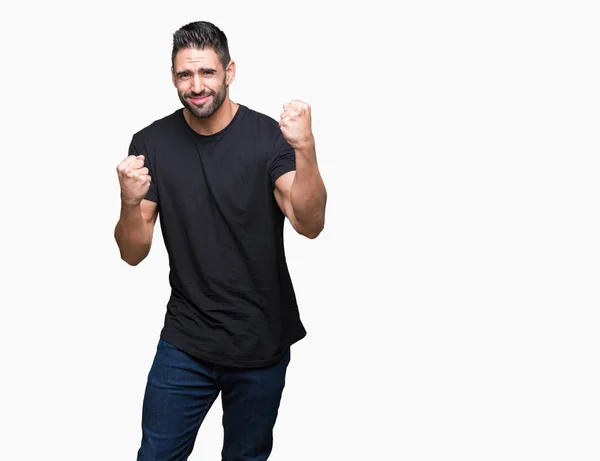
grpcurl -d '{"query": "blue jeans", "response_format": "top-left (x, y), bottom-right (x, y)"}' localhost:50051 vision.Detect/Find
top-left (137, 338), bottom-right (291, 461)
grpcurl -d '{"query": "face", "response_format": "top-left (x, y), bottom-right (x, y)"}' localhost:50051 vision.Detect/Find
top-left (172, 47), bottom-right (234, 119)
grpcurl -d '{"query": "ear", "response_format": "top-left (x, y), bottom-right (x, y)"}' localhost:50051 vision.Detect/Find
top-left (171, 66), bottom-right (177, 87)
top-left (225, 60), bottom-right (236, 86)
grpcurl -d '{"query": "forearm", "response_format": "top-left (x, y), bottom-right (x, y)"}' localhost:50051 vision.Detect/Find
top-left (290, 143), bottom-right (327, 238)
top-left (114, 203), bottom-right (152, 265)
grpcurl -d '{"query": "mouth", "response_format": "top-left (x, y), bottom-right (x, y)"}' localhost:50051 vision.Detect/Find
top-left (188, 94), bottom-right (212, 105)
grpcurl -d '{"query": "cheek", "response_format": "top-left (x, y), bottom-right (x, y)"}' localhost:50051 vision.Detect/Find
top-left (208, 81), bottom-right (225, 95)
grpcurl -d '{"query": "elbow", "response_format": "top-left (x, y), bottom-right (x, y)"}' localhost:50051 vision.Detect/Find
top-left (303, 230), bottom-right (321, 239)
top-left (117, 241), bottom-right (150, 266)
top-left (120, 252), bottom-right (145, 266)
top-left (115, 232), bottom-right (151, 266)
top-left (299, 221), bottom-right (325, 239)
top-left (124, 257), bottom-right (143, 266)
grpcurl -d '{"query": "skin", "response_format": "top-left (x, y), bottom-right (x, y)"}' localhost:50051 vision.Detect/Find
top-left (114, 47), bottom-right (327, 266)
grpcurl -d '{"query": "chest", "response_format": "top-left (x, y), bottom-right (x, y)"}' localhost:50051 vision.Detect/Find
top-left (154, 140), bottom-right (272, 214)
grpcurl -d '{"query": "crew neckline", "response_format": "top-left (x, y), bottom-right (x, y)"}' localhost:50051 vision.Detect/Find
top-left (178, 104), bottom-right (247, 141)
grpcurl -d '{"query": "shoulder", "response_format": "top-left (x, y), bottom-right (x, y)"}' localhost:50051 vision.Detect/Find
top-left (131, 109), bottom-right (183, 144)
top-left (239, 105), bottom-right (284, 149)
top-left (240, 105), bottom-right (280, 132)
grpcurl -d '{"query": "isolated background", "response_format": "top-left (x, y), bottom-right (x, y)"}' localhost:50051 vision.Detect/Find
top-left (1, 1), bottom-right (598, 460)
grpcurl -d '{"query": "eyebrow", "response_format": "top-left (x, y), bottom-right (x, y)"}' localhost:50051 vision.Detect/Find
top-left (175, 67), bottom-right (217, 77)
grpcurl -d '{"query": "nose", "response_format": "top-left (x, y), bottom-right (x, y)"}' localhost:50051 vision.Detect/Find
top-left (191, 75), bottom-right (204, 94)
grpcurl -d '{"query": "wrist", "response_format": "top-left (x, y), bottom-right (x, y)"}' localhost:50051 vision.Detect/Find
top-left (120, 198), bottom-right (142, 211)
top-left (294, 137), bottom-right (316, 157)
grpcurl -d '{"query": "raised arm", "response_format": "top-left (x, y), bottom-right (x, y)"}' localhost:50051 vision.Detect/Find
top-left (274, 100), bottom-right (327, 239)
top-left (114, 154), bottom-right (158, 265)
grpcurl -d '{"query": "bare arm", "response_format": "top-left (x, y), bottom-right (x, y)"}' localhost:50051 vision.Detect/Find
top-left (114, 199), bottom-right (158, 265)
top-left (274, 143), bottom-right (327, 238)
top-left (114, 154), bottom-right (157, 265)
top-left (275, 100), bottom-right (327, 239)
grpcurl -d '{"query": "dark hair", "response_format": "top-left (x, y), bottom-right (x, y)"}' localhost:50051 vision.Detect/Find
top-left (171, 21), bottom-right (231, 70)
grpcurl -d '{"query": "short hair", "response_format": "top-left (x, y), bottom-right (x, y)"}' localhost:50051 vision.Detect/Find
top-left (171, 21), bottom-right (231, 69)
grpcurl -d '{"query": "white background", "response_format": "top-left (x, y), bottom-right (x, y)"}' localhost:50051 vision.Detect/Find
top-left (1, 0), bottom-right (599, 460)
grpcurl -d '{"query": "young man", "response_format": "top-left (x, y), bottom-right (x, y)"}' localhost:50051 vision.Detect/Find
top-left (114, 21), bottom-right (327, 461)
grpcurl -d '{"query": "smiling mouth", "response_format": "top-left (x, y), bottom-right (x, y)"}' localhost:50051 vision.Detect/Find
top-left (188, 94), bottom-right (212, 105)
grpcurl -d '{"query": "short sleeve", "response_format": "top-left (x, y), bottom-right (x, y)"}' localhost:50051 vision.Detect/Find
top-left (268, 130), bottom-right (296, 189)
top-left (128, 135), bottom-right (159, 203)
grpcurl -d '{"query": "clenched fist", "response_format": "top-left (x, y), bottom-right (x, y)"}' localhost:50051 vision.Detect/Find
top-left (279, 100), bottom-right (314, 150)
top-left (116, 154), bottom-right (151, 206)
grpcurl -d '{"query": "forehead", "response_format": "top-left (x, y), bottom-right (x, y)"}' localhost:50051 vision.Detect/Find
top-left (173, 47), bottom-right (221, 70)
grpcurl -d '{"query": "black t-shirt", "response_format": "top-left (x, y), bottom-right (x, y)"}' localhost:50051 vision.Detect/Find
top-left (128, 104), bottom-right (306, 368)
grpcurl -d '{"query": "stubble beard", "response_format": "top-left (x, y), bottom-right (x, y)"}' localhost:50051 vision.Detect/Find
top-left (179, 78), bottom-right (227, 119)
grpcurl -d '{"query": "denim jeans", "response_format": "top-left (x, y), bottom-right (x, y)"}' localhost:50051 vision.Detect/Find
top-left (136, 338), bottom-right (291, 461)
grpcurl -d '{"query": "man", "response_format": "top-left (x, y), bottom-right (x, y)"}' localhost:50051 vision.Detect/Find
top-left (114, 21), bottom-right (327, 461)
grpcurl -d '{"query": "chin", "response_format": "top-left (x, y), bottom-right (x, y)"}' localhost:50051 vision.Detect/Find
top-left (185, 104), bottom-right (210, 119)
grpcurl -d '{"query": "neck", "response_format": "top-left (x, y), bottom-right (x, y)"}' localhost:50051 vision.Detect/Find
top-left (184, 98), bottom-right (239, 136)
